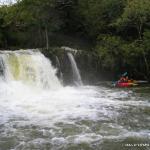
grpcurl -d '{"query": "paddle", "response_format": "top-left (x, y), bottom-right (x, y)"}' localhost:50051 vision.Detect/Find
top-left (112, 72), bottom-right (128, 86)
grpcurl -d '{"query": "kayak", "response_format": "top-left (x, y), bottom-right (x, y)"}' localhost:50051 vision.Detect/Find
top-left (113, 80), bottom-right (149, 88)
top-left (115, 82), bottom-right (138, 87)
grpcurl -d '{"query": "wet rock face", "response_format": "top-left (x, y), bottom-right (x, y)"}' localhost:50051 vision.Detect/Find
top-left (42, 47), bottom-right (114, 85)
top-left (0, 56), bottom-right (5, 77)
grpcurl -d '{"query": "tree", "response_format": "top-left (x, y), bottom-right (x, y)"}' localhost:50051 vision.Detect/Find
top-left (117, 0), bottom-right (150, 39)
top-left (78, 0), bottom-right (125, 37)
top-left (96, 35), bottom-right (125, 73)
top-left (17, 0), bottom-right (62, 49)
top-left (142, 30), bottom-right (150, 79)
top-left (0, 0), bottom-right (63, 49)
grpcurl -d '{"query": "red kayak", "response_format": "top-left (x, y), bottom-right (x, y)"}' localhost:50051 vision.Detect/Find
top-left (116, 82), bottom-right (138, 87)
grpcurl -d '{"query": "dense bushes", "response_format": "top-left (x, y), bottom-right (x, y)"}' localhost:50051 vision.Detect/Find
top-left (0, 0), bottom-right (150, 80)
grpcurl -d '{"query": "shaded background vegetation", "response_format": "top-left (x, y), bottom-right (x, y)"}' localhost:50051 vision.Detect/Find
top-left (0, 0), bottom-right (150, 81)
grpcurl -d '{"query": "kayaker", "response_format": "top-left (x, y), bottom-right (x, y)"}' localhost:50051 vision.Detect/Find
top-left (118, 72), bottom-right (128, 83)
top-left (118, 76), bottom-right (126, 83)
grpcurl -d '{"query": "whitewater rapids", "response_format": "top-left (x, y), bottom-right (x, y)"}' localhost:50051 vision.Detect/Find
top-left (0, 50), bottom-right (149, 150)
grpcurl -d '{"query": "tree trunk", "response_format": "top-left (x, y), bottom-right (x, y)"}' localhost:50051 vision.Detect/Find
top-left (138, 23), bottom-right (142, 40)
top-left (142, 50), bottom-right (150, 78)
top-left (38, 26), bottom-right (42, 47)
top-left (4, 38), bottom-right (7, 49)
top-left (138, 18), bottom-right (143, 40)
top-left (45, 26), bottom-right (49, 50)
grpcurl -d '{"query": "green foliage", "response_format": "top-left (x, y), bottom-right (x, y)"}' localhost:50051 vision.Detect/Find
top-left (116, 0), bottom-right (150, 39)
top-left (78, 0), bottom-right (125, 37)
top-left (0, 0), bottom-right (150, 80)
top-left (143, 30), bottom-right (150, 50)
top-left (96, 35), bottom-right (125, 71)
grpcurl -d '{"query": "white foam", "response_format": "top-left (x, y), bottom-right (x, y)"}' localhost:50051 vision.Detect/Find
top-left (0, 50), bottom-right (149, 147)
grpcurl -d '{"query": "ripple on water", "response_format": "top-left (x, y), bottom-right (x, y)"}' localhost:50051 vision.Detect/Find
top-left (0, 84), bottom-right (150, 150)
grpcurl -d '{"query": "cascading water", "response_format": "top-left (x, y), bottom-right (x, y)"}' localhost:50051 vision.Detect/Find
top-left (67, 52), bottom-right (83, 86)
top-left (0, 50), bottom-right (61, 89)
top-left (0, 55), bottom-right (5, 79)
top-left (0, 49), bottom-right (149, 150)
top-left (55, 56), bottom-right (63, 83)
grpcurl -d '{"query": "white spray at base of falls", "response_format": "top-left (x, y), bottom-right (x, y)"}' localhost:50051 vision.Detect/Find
top-left (67, 52), bottom-right (83, 86)
top-left (0, 50), bottom-right (61, 89)
top-left (0, 50), bottom-right (149, 149)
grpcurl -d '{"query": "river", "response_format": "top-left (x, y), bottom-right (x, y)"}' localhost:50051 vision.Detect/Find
top-left (0, 50), bottom-right (149, 150)
top-left (0, 84), bottom-right (149, 150)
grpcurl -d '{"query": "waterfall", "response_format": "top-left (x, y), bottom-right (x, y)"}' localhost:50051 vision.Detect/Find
top-left (0, 50), bottom-right (61, 89)
top-left (67, 52), bottom-right (83, 86)
top-left (55, 56), bottom-right (63, 83)
top-left (0, 55), bottom-right (5, 80)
